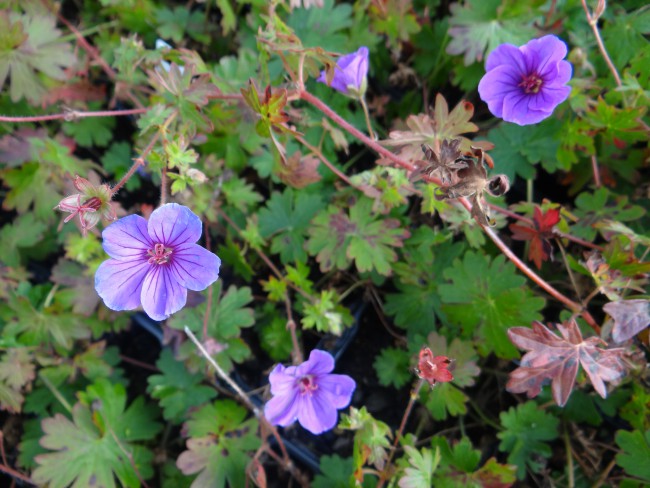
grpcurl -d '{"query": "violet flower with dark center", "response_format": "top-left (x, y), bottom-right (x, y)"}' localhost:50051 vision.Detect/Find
top-left (478, 35), bottom-right (572, 126)
top-left (264, 349), bottom-right (355, 435)
top-left (317, 46), bottom-right (369, 96)
top-left (95, 203), bottom-right (220, 321)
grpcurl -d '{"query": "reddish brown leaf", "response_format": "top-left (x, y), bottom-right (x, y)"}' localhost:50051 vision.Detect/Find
top-left (603, 299), bottom-right (650, 343)
top-left (416, 346), bottom-right (453, 386)
top-left (510, 207), bottom-right (560, 269)
top-left (507, 319), bottom-right (627, 406)
top-left (277, 151), bottom-right (322, 188)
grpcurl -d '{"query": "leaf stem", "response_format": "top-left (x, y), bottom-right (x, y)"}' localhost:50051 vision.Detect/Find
top-left (293, 134), bottom-right (362, 190)
top-left (377, 379), bottom-right (425, 488)
top-left (359, 96), bottom-right (376, 140)
top-left (0, 107), bottom-right (147, 123)
top-left (110, 132), bottom-right (160, 196)
top-left (40, 374), bottom-right (73, 414)
top-left (581, 0), bottom-right (622, 87)
top-left (299, 89), bottom-right (601, 332)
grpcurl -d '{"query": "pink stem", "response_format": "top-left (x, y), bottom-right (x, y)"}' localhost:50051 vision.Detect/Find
top-left (0, 108), bottom-right (147, 123)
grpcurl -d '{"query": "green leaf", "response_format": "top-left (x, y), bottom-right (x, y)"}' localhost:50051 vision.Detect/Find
top-left (2, 163), bottom-right (60, 222)
top-left (260, 314), bottom-right (296, 362)
top-left (32, 380), bottom-right (162, 488)
top-left (301, 289), bottom-right (353, 335)
top-left (399, 445), bottom-right (440, 488)
top-left (615, 429), bottom-right (650, 482)
top-left (258, 189), bottom-right (325, 264)
top-left (287, 0), bottom-right (354, 51)
top-left (0, 214), bottom-right (47, 267)
top-left (497, 401), bottom-right (559, 479)
top-left (421, 383), bottom-right (469, 420)
top-left (374, 348), bottom-right (411, 388)
top-left (177, 400), bottom-right (260, 488)
top-left (574, 188), bottom-right (646, 241)
top-left (439, 252), bottom-right (545, 358)
top-left (0, 13), bottom-right (76, 102)
top-left (446, 0), bottom-right (538, 66)
top-left (101, 142), bottom-right (140, 191)
top-left (222, 178), bottom-right (263, 213)
top-left (63, 115), bottom-right (116, 148)
top-left (147, 349), bottom-right (217, 423)
top-left (306, 197), bottom-right (410, 276)
top-left (340, 406), bottom-right (392, 472)
top-left (155, 7), bottom-right (212, 44)
top-left (484, 118), bottom-right (563, 180)
top-left (603, 7), bottom-right (650, 68)
top-left (0, 347), bottom-right (34, 413)
top-left (313, 455), bottom-right (355, 488)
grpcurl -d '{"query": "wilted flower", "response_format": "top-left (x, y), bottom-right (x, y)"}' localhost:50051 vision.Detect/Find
top-left (264, 349), bottom-right (356, 435)
top-left (478, 35), bottom-right (572, 125)
top-left (416, 346), bottom-right (453, 386)
top-left (55, 175), bottom-right (116, 235)
top-left (95, 203), bottom-right (220, 321)
top-left (317, 47), bottom-right (369, 96)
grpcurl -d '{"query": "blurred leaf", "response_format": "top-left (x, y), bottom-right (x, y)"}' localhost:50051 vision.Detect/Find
top-left (374, 347), bottom-right (411, 388)
top-left (313, 455), bottom-right (355, 488)
top-left (222, 178), bottom-right (263, 213)
top-left (177, 400), bottom-right (260, 488)
top-left (603, 299), bottom-right (650, 343)
top-left (0, 214), bottom-right (47, 267)
top-left (615, 429), bottom-right (650, 482)
top-left (603, 7), bottom-right (650, 68)
top-left (63, 115), bottom-right (116, 148)
top-left (340, 406), bottom-right (392, 475)
top-left (498, 401), bottom-right (559, 479)
top-left (0, 348), bottom-right (34, 413)
top-left (301, 289), bottom-right (353, 335)
top-left (398, 445), bottom-right (440, 488)
top-left (0, 13), bottom-right (75, 102)
top-left (147, 349), bottom-right (217, 423)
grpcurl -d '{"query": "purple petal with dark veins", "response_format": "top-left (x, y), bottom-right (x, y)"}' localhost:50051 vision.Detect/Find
top-left (140, 265), bottom-right (187, 321)
top-left (168, 243), bottom-right (221, 291)
top-left (147, 203), bottom-right (202, 247)
top-left (101, 214), bottom-right (152, 260)
top-left (296, 392), bottom-right (338, 434)
top-left (95, 258), bottom-right (150, 311)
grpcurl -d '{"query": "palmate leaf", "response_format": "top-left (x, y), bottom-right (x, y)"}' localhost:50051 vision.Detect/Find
top-left (258, 189), bottom-right (325, 264)
top-left (32, 380), bottom-right (162, 488)
top-left (603, 299), bottom-right (650, 343)
top-left (0, 12), bottom-right (76, 103)
top-left (398, 446), bottom-right (440, 488)
top-left (497, 401), bottom-right (559, 479)
top-left (506, 319), bottom-right (628, 407)
top-left (615, 429), bottom-right (650, 482)
top-left (147, 349), bottom-right (217, 423)
top-left (339, 407), bottom-right (392, 475)
top-left (306, 196), bottom-right (410, 276)
top-left (177, 400), bottom-right (260, 488)
top-left (381, 94), bottom-right (489, 168)
top-left (0, 348), bottom-right (35, 413)
top-left (446, 0), bottom-right (539, 66)
top-left (438, 252), bottom-right (545, 358)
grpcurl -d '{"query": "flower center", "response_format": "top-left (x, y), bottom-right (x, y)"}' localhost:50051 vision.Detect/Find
top-left (147, 243), bottom-right (173, 265)
top-left (82, 196), bottom-right (102, 211)
top-left (297, 375), bottom-right (318, 395)
top-left (519, 73), bottom-right (543, 94)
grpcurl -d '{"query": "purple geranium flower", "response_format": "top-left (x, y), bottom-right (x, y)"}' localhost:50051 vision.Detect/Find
top-left (264, 349), bottom-right (356, 435)
top-left (95, 203), bottom-right (220, 321)
top-left (478, 35), bottom-right (572, 126)
top-left (317, 47), bottom-right (369, 96)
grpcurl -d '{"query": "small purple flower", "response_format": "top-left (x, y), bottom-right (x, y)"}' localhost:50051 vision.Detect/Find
top-left (264, 350), bottom-right (356, 435)
top-left (95, 203), bottom-right (220, 321)
top-left (478, 35), bottom-right (572, 126)
top-left (317, 47), bottom-right (369, 96)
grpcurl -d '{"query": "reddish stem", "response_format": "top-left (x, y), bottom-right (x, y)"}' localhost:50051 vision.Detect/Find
top-left (580, 0), bottom-right (622, 87)
top-left (111, 132), bottom-right (160, 196)
top-left (294, 134), bottom-right (363, 190)
top-left (299, 90), bottom-right (601, 333)
top-left (0, 108), bottom-right (147, 123)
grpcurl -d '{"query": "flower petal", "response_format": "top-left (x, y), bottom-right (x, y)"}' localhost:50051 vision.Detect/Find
top-left (298, 350), bottom-right (335, 376)
top-left (95, 258), bottom-right (150, 311)
top-left (168, 244), bottom-right (221, 291)
top-left (297, 392), bottom-right (338, 434)
top-left (485, 43), bottom-right (526, 73)
top-left (268, 364), bottom-right (298, 396)
top-left (147, 203), bottom-right (202, 248)
top-left (140, 265), bottom-right (187, 321)
top-left (317, 374), bottom-right (355, 408)
top-left (522, 35), bottom-right (568, 75)
top-left (101, 214), bottom-right (152, 260)
top-left (264, 389), bottom-right (300, 427)
top-left (478, 65), bottom-right (522, 118)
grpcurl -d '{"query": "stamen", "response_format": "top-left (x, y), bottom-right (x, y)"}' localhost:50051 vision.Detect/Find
top-left (519, 73), bottom-right (543, 94)
top-left (147, 243), bottom-right (173, 264)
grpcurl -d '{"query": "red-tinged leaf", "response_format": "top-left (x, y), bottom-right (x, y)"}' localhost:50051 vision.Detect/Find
top-left (603, 299), bottom-right (650, 343)
top-left (41, 80), bottom-right (106, 107)
top-left (506, 319), bottom-right (627, 406)
top-left (509, 206), bottom-right (560, 269)
top-left (0, 128), bottom-right (46, 166)
top-left (416, 346), bottom-right (453, 386)
top-left (277, 151), bottom-right (322, 188)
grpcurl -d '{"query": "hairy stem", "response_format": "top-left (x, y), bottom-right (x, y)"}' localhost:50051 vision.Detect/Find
top-left (299, 89), bottom-right (601, 332)
top-left (0, 107), bottom-right (147, 123)
top-left (581, 0), bottom-right (622, 87)
top-left (111, 132), bottom-right (160, 196)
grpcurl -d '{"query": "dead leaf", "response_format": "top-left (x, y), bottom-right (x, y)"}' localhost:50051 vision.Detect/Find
top-left (603, 299), bottom-right (650, 343)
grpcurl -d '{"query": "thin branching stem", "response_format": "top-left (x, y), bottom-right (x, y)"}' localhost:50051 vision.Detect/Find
top-left (0, 107), bottom-right (147, 123)
top-left (299, 89), bottom-right (601, 332)
top-left (581, 0), bottom-right (622, 87)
